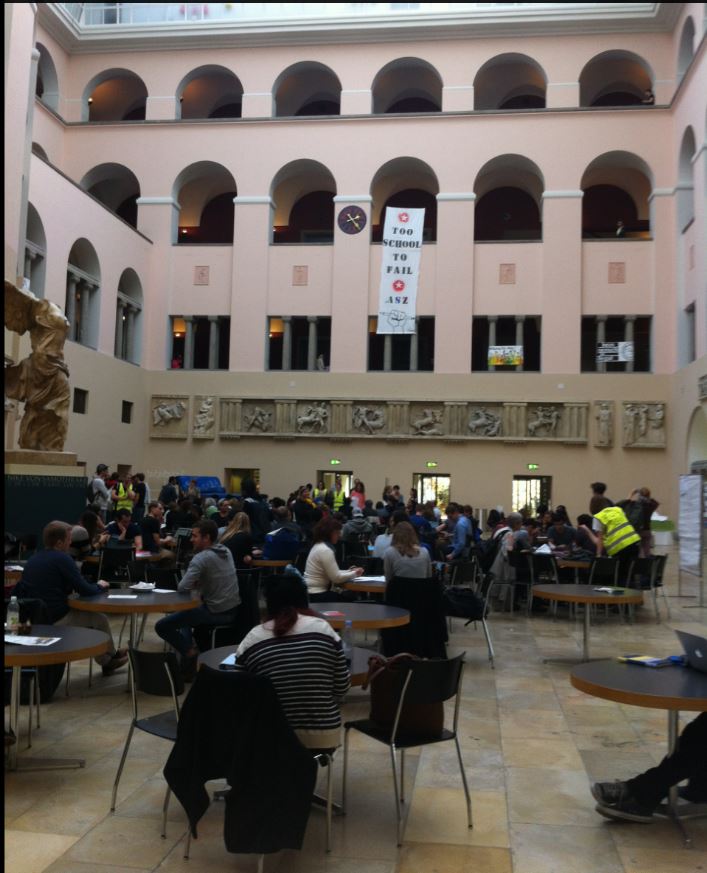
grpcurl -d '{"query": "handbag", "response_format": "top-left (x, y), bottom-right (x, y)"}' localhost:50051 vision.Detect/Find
top-left (363, 653), bottom-right (443, 737)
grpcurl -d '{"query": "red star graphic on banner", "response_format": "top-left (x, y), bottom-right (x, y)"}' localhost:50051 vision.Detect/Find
top-left (398, 212), bottom-right (409, 223)
top-left (393, 280), bottom-right (405, 292)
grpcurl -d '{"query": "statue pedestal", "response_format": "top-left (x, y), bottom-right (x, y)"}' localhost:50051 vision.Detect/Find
top-left (5, 451), bottom-right (87, 544)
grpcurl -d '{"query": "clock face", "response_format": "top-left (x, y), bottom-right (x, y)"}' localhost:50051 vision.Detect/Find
top-left (337, 205), bottom-right (367, 235)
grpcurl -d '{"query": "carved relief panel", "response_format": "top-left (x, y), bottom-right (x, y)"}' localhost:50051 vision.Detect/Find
top-left (622, 402), bottom-right (666, 448)
top-left (594, 401), bottom-right (614, 447)
top-left (467, 405), bottom-right (503, 438)
top-left (150, 395), bottom-right (189, 439)
top-left (410, 404), bottom-right (444, 436)
top-left (192, 395), bottom-right (216, 439)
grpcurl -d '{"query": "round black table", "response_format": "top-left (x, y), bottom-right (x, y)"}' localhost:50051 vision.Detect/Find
top-left (5, 624), bottom-right (110, 771)
top-left (571, 660), bottom-right (707, 846)
top-left (313, 602), bottom-right (409, 630)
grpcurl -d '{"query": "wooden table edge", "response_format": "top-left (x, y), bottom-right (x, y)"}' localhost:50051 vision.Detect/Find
top-left (68, 596), bottom-right (199, 614)
top-left (570, 672), bottom-right (707, 712)
top-left (532, 586), bottom-right (643, 605)
top-left (5, 637), bottom-right (110, 667)
top-left (323, 613), bottom-right (409, 630)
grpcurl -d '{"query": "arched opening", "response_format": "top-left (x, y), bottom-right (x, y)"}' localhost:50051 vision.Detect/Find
top-left (35, 43), bottom-right (59, 112)
top-left (177, 65), bottom-right (243, 119)
top-left (83, 69), bottom-right (148, 121)
top-left (31, 142), bottom-right (49, 162)
top-left (677, 16), bottom-right (696, 81)
top-left (23, 203), bottom-right (47, 299)
top-left (80, 163), bottom-right (141, 228)
top-left (271, 160), bottom-right (337, 243)
top-left (372, 58), bottom-right (442, 114)
top-left (580, 51), bottom-right (652, 107)
top-left (173, 161), bottom-right (237, 244)
top-left (66, 239), bottom-right (101, 348)
top-left (677, 127), bottom-right (696, 231)
top-left (115, 268), bottom-right (143, 364)
top-left (474, 155), bottom-right (543, 241)
top-left (474, 53), bottom-right (547, 110)
top-left (370, 158), bottom-right (439, 241)
top-left (686, 407), bottom-right (707, 470)
top-left (273, 62), bottom-right (341, 117)
top-left (581, 151), bottom-right (653, 238)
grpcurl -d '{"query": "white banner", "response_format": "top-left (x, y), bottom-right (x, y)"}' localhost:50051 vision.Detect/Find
top-left (679, 474), bottom-right (703, 577)
top-left (377, 207), bottom-right (425, 334)
top-left (596, 341), bottom-right (634, 363)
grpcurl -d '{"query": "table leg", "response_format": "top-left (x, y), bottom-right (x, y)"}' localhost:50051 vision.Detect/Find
top-left (664, 711), bottom-right (691, 847)
top-left (582, 601), bottom-right (591, 662)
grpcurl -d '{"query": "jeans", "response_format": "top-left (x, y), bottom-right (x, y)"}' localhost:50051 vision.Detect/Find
top-left (155, 604), bottom-right (239, 657)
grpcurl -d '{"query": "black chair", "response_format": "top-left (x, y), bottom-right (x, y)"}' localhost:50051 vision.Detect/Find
top-left (208, 568), bottom-right (262, 649)
top-left (342, 653), bottom-right (471, 846)
top-left (145, 566), bottom-right (182, 589)
top-left (98, 545), bottom-right (135, 586)
top-left (126, 561), bottom-right (148, 584)
top-left (341, 540), bottom-right (370, 564)
top-left (444, 558), bottom-right (494, 665)
top-left (526, 552), bottom-right (561, 615)
top-left (111, 648), bottom-right (183, 836)
top-left (626, 555), bottom-right (670, 622)
top-left (587, 556), bottom-right (619, 587)
top-left (381, 576), bottom-right (448, 659)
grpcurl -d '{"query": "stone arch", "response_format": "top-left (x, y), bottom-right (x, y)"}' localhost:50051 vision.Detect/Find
top-left (270, 160), bottom-right (337, 243)
top-left (579, 50), bottom-right (653, 107)
top-left (35, 42), bottom-right (59, 111)
top-left (66, 238), bottom-right (101, 348)
top-left (371, 57), bottom-right (443, 114)
top-left (80, 163), bottom-right (141, 228)
top-left (370, 157), bottom-right (439, 241)
top-left (82, 68), bottom-right (148, 121)
top-left (677, 16), bottom-right (696, 81)
top-left (474, 155), bottom-right (544, 241)
top-left (115, 267), bottom-right (143, 364)
top-left (172, 161), bottom-right (237, 244)
top-left (677, 126), bottom-right (696, 230)
top-left (581, 151), bottom-right (653, 238)
top-left (272, 61), bottom-right (341, 117)
top-left (24, 203), bottom-right (47, 299)
top-left (474, 53), bottom-right (547, 110)
top-left (176, 64), bottom-right (243, 119)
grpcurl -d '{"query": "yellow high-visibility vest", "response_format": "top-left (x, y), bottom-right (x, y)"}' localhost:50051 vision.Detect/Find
top-left (594, 506), bottom-right (640, 556)
top-left (114, 482), bottom-right (134, 512)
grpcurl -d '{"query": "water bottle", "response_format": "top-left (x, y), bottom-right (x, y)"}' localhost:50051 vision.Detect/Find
top-left (341, 620), bottom-right (354, 668)
top-left (6, 596), bottom-right (20, 632)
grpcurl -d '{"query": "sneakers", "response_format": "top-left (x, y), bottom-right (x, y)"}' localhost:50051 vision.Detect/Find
top-left (102, 651), bottom-right (129, 676)
top-left (592, 781), bottom-right (655, 823)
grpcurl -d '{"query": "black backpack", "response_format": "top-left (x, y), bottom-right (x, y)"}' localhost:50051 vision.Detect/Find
top-left (86, 480), bottom-right (96, 504)
top-left (443, 586), bottom-right (486, 623)
top-left (475, 530), bottom-right (505, 573)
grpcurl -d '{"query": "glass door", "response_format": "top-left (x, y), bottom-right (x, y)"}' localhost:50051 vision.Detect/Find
top-left (413, 474), bottom-right (451, 509)
top-left (512, 476), bottom-right (552, 515)
top-left (317, 471), bottom-right (353, 495)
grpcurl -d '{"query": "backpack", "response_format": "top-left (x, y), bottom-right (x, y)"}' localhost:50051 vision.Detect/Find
top-left (86, 479), bottom-right (97, 505)
top-left (443, 586), bottom-right (486, 622)
top-left (263, 528), bottom-right (300, 561)
top-left (619, 500), bottom-right (644, 533)
top-left (475, 528), bottom-right (506, 573)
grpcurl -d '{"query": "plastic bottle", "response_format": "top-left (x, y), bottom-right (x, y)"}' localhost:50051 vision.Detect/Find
top-left (341, 619), bottom-right (354, 667)
top-left (6, 596), bottom-right (20, 631)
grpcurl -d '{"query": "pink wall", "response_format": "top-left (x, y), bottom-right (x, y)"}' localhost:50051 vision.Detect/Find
top-left (581, 242), bottom-right (654, 314)
top-left (169, 245), bottom-right (233, 314)
top-left (473, 244), bottom-right (543, 314)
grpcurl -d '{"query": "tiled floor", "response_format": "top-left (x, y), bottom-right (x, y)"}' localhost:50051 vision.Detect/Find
top-left (6, 547), bottom-right (707, 873)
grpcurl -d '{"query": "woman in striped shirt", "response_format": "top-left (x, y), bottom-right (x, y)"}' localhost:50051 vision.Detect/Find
top-left (236, 575), bottom-right (350, 750)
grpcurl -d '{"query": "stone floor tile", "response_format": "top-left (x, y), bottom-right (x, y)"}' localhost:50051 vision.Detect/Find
top-left (503, 737), bottom-right (584, 771)
top-left (506, 768), bottom-right (597, 827)
top-left (5, 830), bottom-right (79, 873)
top-left (396, 842), bottom-right (512, 873)
top-left (404, 788), bottom-right (509, 848)
top-left (616, 846), bottom-right (707, 873)
top-left (510, 823), bottom-right (624, 873)
top-left (62, 812), bottom-right (183, 868)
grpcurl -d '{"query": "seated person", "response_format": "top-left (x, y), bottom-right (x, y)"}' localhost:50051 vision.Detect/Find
top-left (592, 713), bottom-right (706, 822)
top-left (218, 512), bottom-right (256, 569)
top-left (341, 507), bottom-right (374, 543)
top-left (165, 499), bottom-right (199, 534)
top-left (140, 501), bottom-right (176, 566)
top-left (14, 520), bottom-right (128, 675)
top-left (237, 574), bottom-right (350, 750)
top-left (304, 517), bottom-right (363, 602)
top-left (263, 506), bottom-right (303, 561)
top-left (78, 508), bottom-right (105, 550)
top-left (383, 521), bottom-right (432, 583)
top-left (546, 512), bottom-right (577, 551)
top-left (575, 514), bottom-right (598, 556)
top-left (100, 508), bottom-right (143, 549)
top-left (155, 519), bottom-right (241, 679)
top-left (69, 525), bottom-right (94, 566)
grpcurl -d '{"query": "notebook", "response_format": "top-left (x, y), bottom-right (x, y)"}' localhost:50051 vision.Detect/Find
top-left (676, 630), bottom-right (707, 674)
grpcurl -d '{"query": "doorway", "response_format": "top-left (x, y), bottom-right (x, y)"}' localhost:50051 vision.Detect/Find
top-left (226, 468), bottom-right (259, 496)
top-left (512, 475), bottom-right (552, 515)
top-left (317, 471), bottom-right (353, 494)
top-left (413, 474), bottom-right (451, 509)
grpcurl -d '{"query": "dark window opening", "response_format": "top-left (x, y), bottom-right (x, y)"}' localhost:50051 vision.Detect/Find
top-left (368, 316), bottom-right (435, 371)
top-left (273, 191), bottom-right (334, 244)
top-left (295, 100), bottom-right (340, 116)
top-left (582, 185), bottom-right (648, 238)
top-left (73, 388), bottom-right (88, 414)
top-left (178, 191), bottom-right (236, 244)
top-left (169, 316), bottom-right (230, 369)
top-left (386, 97), bottom-right (440, 113)
top-left (474, 188), bottom-right (541, 241)
top-left (208, 102), bottom-right (242, 118)
top-left (591, 91), bottom-right (642, 107)
top-left (472, 317), bottom-right (541, 372)
top-left (116, 195), bottom-right (138, 228)
top-left (498, 94), bottom-right (545, 110)
top-left (122, 104), bottom-right (146, 121)
top-left (268, 316), bottom-right (331, 371)
top-left (121, 401), bottom-right (133, 424)
top-left (372, 189), bottom-right (437, 242)
top-left (580, 316), bottom-right (651, 372)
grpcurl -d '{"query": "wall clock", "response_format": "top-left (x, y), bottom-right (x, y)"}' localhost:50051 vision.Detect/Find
top-left (337, 205), bottom-right (367, 234)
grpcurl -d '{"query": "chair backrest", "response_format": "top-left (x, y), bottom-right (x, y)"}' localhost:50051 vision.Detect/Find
top-left (145, 566), bottom-right (182, 589)
top-left (127, 560), bottom-right (148, 584)
top-left (448, 558), bottom-right (479, 588)
top-left (99, 546), bottom-right (135, 582)
top-left (653, 553), bottom-right (668, 586)
top-left (236, 568), bottom-right (262, 635)
top-left (588, 556), bottom-right (618, 586)
top-left (128, 648), bottom-right (183, 716)
top-left (528, 553), bottom-right (559, 585)
top-left (382, 576), bottom-right (448, 659)
top-left (626, 557), bottom-right (656, 589)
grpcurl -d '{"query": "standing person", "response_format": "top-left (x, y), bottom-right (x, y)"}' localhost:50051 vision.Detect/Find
top-left (131, 472), bottom-right (147, 523)
top-left (303, 517), bottom-right (364, 602)
top-left (313, 481), bottom-right (328, 505)
top-left (218, 512), bottom-right (255, 569)
top-left (240, 478), bottom-right (272, 546)
top-left (140, 501), bottom-right (177, 567)
top-left (589, 482), bottom-right (613, 515)
top-left (292, 485), bottom-right (322, 541)
top-left (637, 487), bottom-right (659, 557)
top-left (158, 476), bottom-right (179, 508)
top-left (593, 504), bottom-right (641, 576)
top-left (14, 521), bottom-right (128, 675)
top-left (326, 476), bottom-right (346, 514)
top-left (88, 463), bottom-right (112, 522)
top-left (186, 479), bottom-right (201, 503)
top-left (341, 507), bottom-right (374, 543)
top-left (155, 519), bottom-right (241, 680)
top-left (111, 474), bottom-right (136, 521)
top-left (349, 480), bottom-right (366, 512)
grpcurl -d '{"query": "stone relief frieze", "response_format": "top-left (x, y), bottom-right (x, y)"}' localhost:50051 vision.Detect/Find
top-left (296, 402), bottom-right (329, 434)
top-left (352, 405), bottom-right (386, 435)
top-left (468, 406), bottom-right (502, 437)
top-left (150, 395), bottom-right (189, 439)
top-left (527, 405), bottom-right (561, 438)
top-left (243, 405), bottom-right (273, 433)
top-left (411, 406), bottom-right (444, 436)
top-left (192, 395), bottom-right (216, 438)
top-left (622, 402), bottom-right (665, 448)
top-left (594, 401), bottom-right (614, 447)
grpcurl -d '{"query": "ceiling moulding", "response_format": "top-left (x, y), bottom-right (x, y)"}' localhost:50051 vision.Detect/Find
top-left (40, 3), bottom-right (683, 54)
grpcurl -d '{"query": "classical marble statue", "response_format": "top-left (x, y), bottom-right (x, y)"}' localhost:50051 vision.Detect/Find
top-left (528, 405), bottom-right (559, 437)
top-left (297, 403), bottom-right (328, 433)
top-left (468, 407), bottom-right (502, 437)
top-left (4, 280), bottom-right (70, 452)
top-left (353, 405), bottom-right (385, 435)
top-left (152, 399), bottom-right (186, 427)
top-left (412, 408), bottom-right (443, 436)
top-left (596, 402), bottom-right (613, 446)
top-left (244, 406), bottom-right (272, 432)
top-left (193, 396), bottom-right (215, 434)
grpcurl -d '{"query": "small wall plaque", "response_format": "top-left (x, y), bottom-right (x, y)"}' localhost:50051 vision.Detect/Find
top-left (194, 266), bottom-right (210, 286)
top-left (499, 264), bottom-right (516, 285)
top-left (292, 266), bottom-right (309, 286)
top-left (608, 262), bottom-right (626, 284)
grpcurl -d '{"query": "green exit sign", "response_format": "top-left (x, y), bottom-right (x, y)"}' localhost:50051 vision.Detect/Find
top-left (330, 459), bottom-right (341, 466)
top-left (527, 463), bottom-right (539, 471)
top-left (426, 461), bottom-right (438, 468)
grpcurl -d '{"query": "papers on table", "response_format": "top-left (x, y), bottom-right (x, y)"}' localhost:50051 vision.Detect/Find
top-left (135, 551), bottom-right (153, 558)
top-left (153, 588), bottom-right (177, 594)
top-left (5, 635), bottom-right (60, 646)
top-left (219, 653), bottom-right (238, 670)
top-left (618, 655), bottom-right (675, 668)
top-left (534, 544), bottom-right (552, 554)
top-left (357, 576), bottom-right (385, 583)
top-left (129, 582), bottom-right (155, 591)
top-left (4, 565), bottom-right (24, 572)
top-left (593, 587), bottom-right (625, 594)
top-left (107, 594), bottom-right (138, 599)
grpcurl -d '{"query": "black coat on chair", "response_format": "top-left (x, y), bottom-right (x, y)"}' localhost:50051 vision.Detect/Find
top-left (381, 576), bottom-right (448, 659)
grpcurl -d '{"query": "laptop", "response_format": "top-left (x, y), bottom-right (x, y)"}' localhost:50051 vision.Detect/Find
top-left (676, 630), bottom-right (707, 674)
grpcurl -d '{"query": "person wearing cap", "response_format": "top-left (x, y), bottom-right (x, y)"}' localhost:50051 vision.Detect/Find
top-left (68, 525), bottom-right (93, 569)
top-left (88, 464), bottom-right (111, 521)
top-left (341, 506), bottom-right (374, 543)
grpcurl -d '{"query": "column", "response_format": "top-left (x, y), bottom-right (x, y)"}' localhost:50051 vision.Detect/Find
top-left (23, 249), bottom-right (33, 283)
top-left (624, 315), bottom-right (635, 374)
top-left (487, 317), bottom-right (497, 372)
top-left (648, 190), bottom-right (677, 372)
top-left (596, 315), bottom-right (607, 373)
top-left (281, 316), bottom-right (292, 371)
top-left (208, 316), bottom-right (220, 370)
top-left (125, 306), bottom-right (136, 363)
top-left (66, 274), bottom-right (78, 338)
top-left (183, 316), bottom-right (194, 370)
top-left (307, 316), bottom-right (317, 371)
top-left (115, 299), bottom-right (125, 358)
top-left (79, 281), bottom-right (91, 345)
top-left (409, 319), bottom-right (418, 372)
top-left (515, 315), bottom-right (525, 372)
top-left (383, 335), bottom-right (392, 372)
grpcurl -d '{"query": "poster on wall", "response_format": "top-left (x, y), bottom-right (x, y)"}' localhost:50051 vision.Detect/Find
top-left (596, 341), bottom-right (634, 363)
top-left (377, 207), bottom-right (425, 334)
top-left (488, 345), bottom-right (523, 366)
top-left (679, 474), bottom-right (703, 577)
